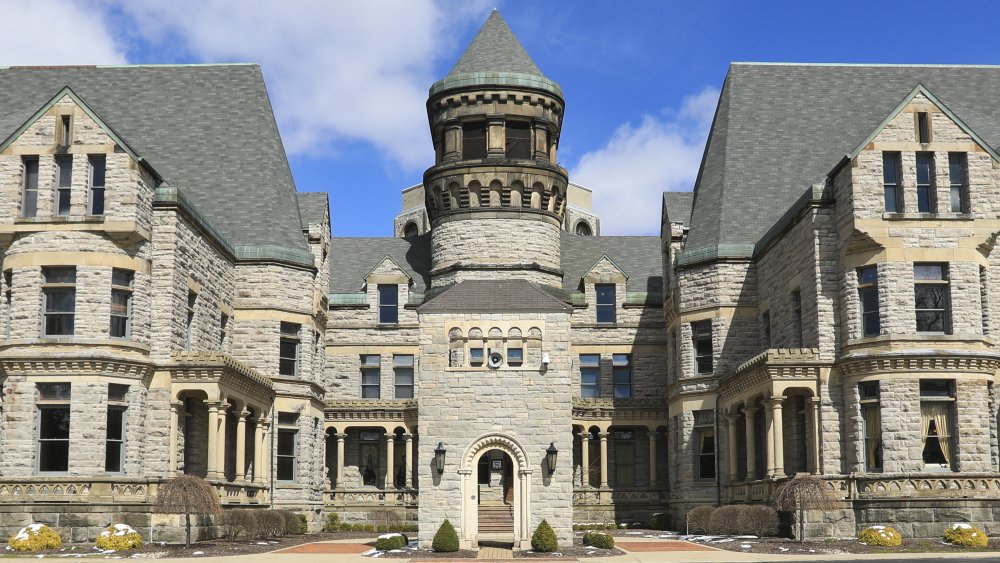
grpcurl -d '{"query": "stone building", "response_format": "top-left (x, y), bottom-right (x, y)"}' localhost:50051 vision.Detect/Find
top-left (2, 8), bottom-right (999, 549)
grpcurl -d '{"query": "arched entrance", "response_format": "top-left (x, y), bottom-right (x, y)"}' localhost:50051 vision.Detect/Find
top-left (461, 434), bottom-right (532, 549)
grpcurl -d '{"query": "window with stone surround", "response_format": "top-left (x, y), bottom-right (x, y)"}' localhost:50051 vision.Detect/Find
top-left (858, 265), bottom-right (879, 337)
top-left (58, 115), bottom-right (71, 146)
top-left (469, 346), bottom-right (484, 367)
top-left (361, 354), bottom-right (380, 399)
top-left (613, 430), bottom-right (635, 486)
top-left (914, 263), bottom-right (950, 334)
top-left (21, 157), bottom-right (38, 218)
top-left (595, 284), bottom-right (616, 324)
top-left (920, 379), bottom-right (954, 469)
top-left (579, 354), bottom-right (600, 398)
top-left (882, 152), bottom-right (902, 213)
top-left (505, 121), bottom-right (531, 159)
top-left (916, 152), bottom-right (936, 213)
top-left (859, 381), bottom-right (882, 472)
top-left (612, 354), bottom-right (632, 398)
top-left (42, 267), bottom-right (75, 337)
top-left (949, 152), bottom-right (968, 213)
top-left (393, 355), bottom-right (414, 399)
top-left (36, 383), bottom-right (71, 473)
top-left (110, 269), bottom-right (133, 339)
top-left (105, 384), bottom-right (128, 473)
top-left (276, 412), bottom-right (298, 481)
top-left (693, 409), bottom-right (716, 480)
top-left (462, 121), bottom-right (487, 160)
top-left (279, 322), bottom-right (300, 377)
top-left (377, 284), bottom-right (398, 324)
top-left (55, 155), bottom-right (72, 216)
top-left (88, 155), bottom-right (105, 216)
top-left (692, 320), bottom-right (713, 374)
top-left (916, 111), bottom-right (931, 143)
top-left (507, 346), bottom-right (523, 367)
top-left (185, 291), bottom-right (197, 349)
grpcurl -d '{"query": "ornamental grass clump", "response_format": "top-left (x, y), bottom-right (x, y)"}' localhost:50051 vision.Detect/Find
top-left (531, 519), bottom-right (558, 552)
top-left (8, 524), bottom-right (61, 551)
top-left (944, 523), bottom-right (988, 548)
top-left (582, 531), bottom-right (615, 549)
top-left (431, 519), bottom-right (459, 552)
top-left (858, 525), bottom-right (902, 547)
top-left (95, 524), bottom-right (143, 551)
top-left (375, 532), bottom-right (408, 551)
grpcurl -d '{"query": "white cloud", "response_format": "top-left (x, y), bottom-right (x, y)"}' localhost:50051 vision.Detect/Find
top-left (110, 0), bottom-right (490, 169)
top-left (0, 0), bottom-right (125, 65)
top-left (571, 87), bottom-right (719, 236)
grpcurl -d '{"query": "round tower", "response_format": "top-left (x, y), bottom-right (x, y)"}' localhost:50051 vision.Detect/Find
top-left (425, 11), bottom-right (567, 288)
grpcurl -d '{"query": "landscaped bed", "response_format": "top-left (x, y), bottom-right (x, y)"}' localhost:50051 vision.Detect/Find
top-left (683, 535), bottom-right (1000, 555)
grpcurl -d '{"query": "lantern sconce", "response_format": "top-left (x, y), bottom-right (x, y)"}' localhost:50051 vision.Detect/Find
top-left (546, 442), bottom-right (558, 475)
top-left (434, 442), bottom-right (447, 474)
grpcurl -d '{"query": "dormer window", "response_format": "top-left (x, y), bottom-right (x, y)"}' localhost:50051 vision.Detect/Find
top-left (595, 284), bottom-right (616, 324)
top-left (462, 121), bottom-right (487, 160)
top-left (378, 284), bottom-right (399, 324)
top-left (505, 121), bottom-right (531, 159)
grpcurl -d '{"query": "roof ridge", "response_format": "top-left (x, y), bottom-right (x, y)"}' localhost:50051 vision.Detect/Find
top-left (447, 10), bottom-right (543, 77)
top-left (731, 61), bottom-right (1000, 69)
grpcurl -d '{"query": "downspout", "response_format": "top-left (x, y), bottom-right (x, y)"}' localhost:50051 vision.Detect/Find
top-left (270, 407), bottom-right (276, 509)
top-left (715, 393), bottom-right (722, 506)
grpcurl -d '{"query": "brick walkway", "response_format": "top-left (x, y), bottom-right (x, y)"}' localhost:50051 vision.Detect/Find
top-left (617, 540), bottom-right (717, 552)
top-left (477, 543), bottom-right (514, 559)
top-left (272, 541), bottom-right (372, 554)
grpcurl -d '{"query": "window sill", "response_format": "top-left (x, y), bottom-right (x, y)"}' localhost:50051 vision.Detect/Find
top-left (882, 212), bottom-right (973, 221)
top-left (275, 482), bottom-right (303, 489)
top-left (15, 215), bottom-right (106, 224)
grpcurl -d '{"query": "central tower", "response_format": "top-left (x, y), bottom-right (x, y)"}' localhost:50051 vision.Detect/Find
top-left (424, 11), bottom-right (567, 288)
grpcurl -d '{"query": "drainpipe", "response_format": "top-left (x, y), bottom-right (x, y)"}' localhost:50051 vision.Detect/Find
top-left (270, 407), bottom-right (276, 509)
top-left (715, 393), bottom-right (722, 507)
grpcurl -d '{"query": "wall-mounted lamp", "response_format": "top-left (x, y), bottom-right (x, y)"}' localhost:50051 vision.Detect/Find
top-left (434, 442), bottom-right (447, 474)
top-left (546, 442), bottom-right (558, 475)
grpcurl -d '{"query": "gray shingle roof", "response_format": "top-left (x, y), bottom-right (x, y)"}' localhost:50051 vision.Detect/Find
top-left (329, 235), bottom-right (431, 293)
top-left (689, 63), bottom-right (1000, 251)
top-left (418, 279), bottom-right (570, 313)
top-left (560, 233), bottom-right (663, 294)
top-left (448, 11), bottom-right (543, 77)
top-left (0, 64), bottom-right (308, 256)
top-left (662, 191), bottom-right (694, 227)
top-left (296, 192), bottom-right (329, 230)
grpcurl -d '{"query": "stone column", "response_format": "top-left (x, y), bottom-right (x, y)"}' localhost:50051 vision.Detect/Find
top-left (169, 400), bottom-right (182, 477)
top-left (598, 432), bottom-right (610, 488)
top-left (336, 433), bottom-right (346, 489)
top-left (580, 433), bottom-right (590, 488)
top-left (744, 407), bottom-right (757, 480)
top-left (487, 114), bottom-right (505, 158)
top-left (807, 397), bottom-right (822, 474)
top-left (235, 410), bottom-right (249, 481)
top-left (217, 405), bottom-right (229, 481)
top-left (647, 428), bottom-right (657, 486)
top-left (259, 421), bottom-right (271, 486)
top-left (205, 401), bottom-right (220, 479)
top-left (533, 120), bottom-right (551, 161)
top-left (442, 119), bottom-right (461, 163)
top-left (404, 434), bottom-right (414, 488)
top-left (253, 417), bottom-right (266, 484)
top-left (725, 413), bottom-right (740, 481)
top-left (765, 397), bottom-right (786, 478)
top-left (385, 433), bottom-right (395, 488)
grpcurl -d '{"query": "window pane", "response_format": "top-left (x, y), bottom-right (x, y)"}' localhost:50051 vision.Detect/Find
top-left (581, 370), bottom-right (600, 386)
top-left (507, 348), bottom-right (523, 363)
top-left (108, 383), bottom-right (129, 402)
top-left (393, 355), bottom-right (414, 367)
top-left (914, 264), bottom-right (944, 280)
top-left (111, 290), bottom-right (130, 315)
top-left (916, 153), bottom-right (933, 185)
top-left (362, 354), bottom-right (380, 367)
top-left (951, 187), bottom-right (962, 213)
top-left (23, 190), bottom-right (37, 218)
top-left (612, 354), bottom-right (629, 367)
top-left (279, 358), bottom-right (297, 376)
top-left (505, 121), bottom-right (531, 159)
top-left (38, 441), bottom-right (69, 472)
top-left (105, 441), bottom-right (122, 472)
top-left (45, 289), bottom-right (75, 312)
top-left (111, 269), bottom-right (133, 287)
top-left (39, 407), bottom-right (70, 439)
top-left (378, 285), bottom-right (398, 323)
top-left (90, 188), bottom-right (105, 215)
top-left (110, 316), bottom-right (128, 338)
top-left (277, 430), bottom-right (296, 456)
top-left (57, 156), bottom-right (72, 187)
top-left (24, 159), bottom-right (38, 189)
top-left (90, 156), bottom-right (106, 187)
top-left (106, 409), bottom-right (124, 439)
top-left (580, 354), bottom-right (600, 366)
top-left (45, 268), bottom-right (76, 284)
top-left (919, 379), bottom-right (952, 397)
top-left (361, 371), bottom-right (379, 385)
top-left (395, 386), bottom-right (413, 399)
top-left (38, 383), bottom-right (71, 401)
top-left (277, 412), bottom-right (299, 426)
top-left (859, 266), bottom-right (878, 285)
top-left (45, 314), bottom-right (74, 336)
top-left (361, 386), bottom-right (380, 399)
top-left (613, 366), bottom-right (631, 384)
top-left (462, 122), bottom-right (487, 160)
top-left (596, 284), bottom-right (615, 306)
top-left (613, 384), bottom-right (631, 398)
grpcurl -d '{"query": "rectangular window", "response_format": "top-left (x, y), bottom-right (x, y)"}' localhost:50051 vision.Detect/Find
top-left (614, 440), bottom-right (635, 486)
top-left (914, 263), bottom-right (950, 334)
top-left (948, 152), bottom-right (968, 213)
top-left (692, 320), bottom-right (713, 374)
top-left (55, 155), bottom-right (72, 216)
top-left (469, 347), bottom-right (484, 366)
top-left (882, 152), bottom-right (902, 213)
top-left (612, 354), bottom-right (632, 398)
top-left (393, 355), bottom-right (414, 399)
top-left (361, 354), bottom-right (380, 399)
top-left (505, 121), bottom-right (531, 159)
top-left (858, 266), bottom-right (879, 337)
top-left (693, 409), bottom-right (716, 480)
top-left (22, 157), bottom-right (38, 218)
top-left (378, 284), bottom-right (398, 324)
top-left (580, 354), bottom-right (600, 398)
top-left (42, 267), bottom-right (75, 337)
top-left (276, 427), bottom-right (298, 481)
top-left (919, 380), bottom-right (954, 468)
top-left (185, 291), bottom-right (196, 349)
top-left (105, 406), bottom-right (126, 473)
top-left (595, 284), bottom-right (616, 324)
top-left (110, 269), bottom-right (133, 339)
top-left (4, 270), bottom-right (12, 340)
top-left (462, 121), bottom-right (487, 160)
top-left (507, 347), bottom-right (523, 366)
top-left (59, 115), bottom-right (71, 146)
top-left (917, 111), bottom-right (931, 143)
top-left (859, 382), bottom-right (882, 472)
top-left (88, 155), bottom-right (105, 215)
top-left (916, 152), bottom-right (936, 213)
top-left (278, 322), bottom-right (300, 376)
top-left (791, 289), bottom-right (803, 347)
top-left (37, 383), bottom-right (71, 474)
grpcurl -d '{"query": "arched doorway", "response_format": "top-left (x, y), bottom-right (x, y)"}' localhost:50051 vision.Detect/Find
top-left (461, 434), bottom-right (532, 549)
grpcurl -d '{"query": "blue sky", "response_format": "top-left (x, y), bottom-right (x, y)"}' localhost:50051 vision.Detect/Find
top-left (3, 1), bottom-right (998, 236)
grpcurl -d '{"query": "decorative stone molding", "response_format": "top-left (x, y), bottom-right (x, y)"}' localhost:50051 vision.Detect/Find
top-left (0, 355), bottom-right (153, 378)
top-left (718, 348), bottom-right (826, 401)
top-left (837, 352), bottom-right (1000, 378)
top-left (571, 397), bottom-right (668, 422)
top-left (324, 399), bottom-right (418, 424)
top-left (168, 351), bottom-right (274, 405)
top-left (462, 433), bottom-right (530, 470)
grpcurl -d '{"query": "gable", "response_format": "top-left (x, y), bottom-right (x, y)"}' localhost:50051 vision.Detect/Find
top-left (582, 254), bottom-right (628, 284)
top-left (364, 255), bottom-right (412, 286)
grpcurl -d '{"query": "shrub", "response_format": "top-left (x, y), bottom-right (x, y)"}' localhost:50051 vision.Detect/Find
top-left (375, 533), bottom-right (408, 551)
top-left (218, 509), bottom-right (254, 540)
top-left (858, 526), bottom-right (902, 547)
top-left (8, 524), bottom-right (61, 551)
top-left (708, 505), bottom-right (744, 536)
top-left (296, 513), bottom-right (309, 534)
top-left (325, 513), bottom-right (341, 532)
top-left (736, 505), bottom-right (779, 537)
top-left (944, 524), bottom-right (988, 548)
top-left (531, 519), bottom-right (558, 552)
top-left (686, 505), bottom-right (715, 535)
top-left (263, 510), bottom-right (288, 538)
top-left (277, 510), bottom-right (300, 536)
top-left (582, 531), bottom-right (615, 549)
top-left (95, 524), bottom-right (143, 551)
top-left (648, 513), bottom-right (671, 531)
top-left (432, 519), bottom-right (459, 552)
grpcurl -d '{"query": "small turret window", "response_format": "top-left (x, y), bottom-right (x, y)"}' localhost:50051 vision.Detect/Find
top-left (575, 222), bottom-right (592, 236)
top-left (462, 122), bottom-right (486, 160)
top-left (505, 121), bottom-right (531, 159)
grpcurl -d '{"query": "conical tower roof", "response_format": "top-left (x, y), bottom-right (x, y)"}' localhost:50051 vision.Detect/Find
top-left (447, 10), bottom-right (543, 77)
top-left (429, 10), bottom-right (562, 98)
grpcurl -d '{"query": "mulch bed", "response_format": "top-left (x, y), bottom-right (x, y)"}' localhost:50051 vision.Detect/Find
top-left (689, 536), bottom-right (1000, 555)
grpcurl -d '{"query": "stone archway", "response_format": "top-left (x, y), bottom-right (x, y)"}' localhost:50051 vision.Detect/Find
top-left (460, 434), bottom-right (532, 549)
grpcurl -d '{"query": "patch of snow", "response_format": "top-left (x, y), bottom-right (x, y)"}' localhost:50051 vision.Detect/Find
top-left (735, 535), bottom-right (758, 539)
top-left (778, 547), bottom-right (789, 552)
top-left (951, 523), bottom-right (973, 530)
top-left (740, 544), bottom-right (752, 549)
top-left (625, 531), bottom-right (643, 535)
top-left (256, 542), bottom-right (268, 545)
top-left (361, 549), bottom-right (378, 556)
top-left (378, 533), bottom-right (403, 540)
top-left (710, 539), bottom-right (735, 543)
top-left (192, 551), bottom-right (204, 556)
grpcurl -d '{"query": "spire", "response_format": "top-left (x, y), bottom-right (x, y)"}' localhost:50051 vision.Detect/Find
top-left (448, 10), bottom-right (543, 77)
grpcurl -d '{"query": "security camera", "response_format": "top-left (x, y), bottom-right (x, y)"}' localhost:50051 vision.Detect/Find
top-left (487, 351), bottom-right (504, 369)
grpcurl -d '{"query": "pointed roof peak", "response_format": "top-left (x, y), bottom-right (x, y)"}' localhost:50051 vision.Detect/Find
top-left (448, 10), bottom-right (543, 77)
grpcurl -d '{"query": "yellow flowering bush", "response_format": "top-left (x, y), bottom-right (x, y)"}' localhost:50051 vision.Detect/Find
top-left (943, 523), bottom-right (988, 548)
top-left (95, 523), bottom-right (142, 551)
top-left (7, 524), bottom-right (61, 551)
top-left (858, 525), bottom-right (902, 547)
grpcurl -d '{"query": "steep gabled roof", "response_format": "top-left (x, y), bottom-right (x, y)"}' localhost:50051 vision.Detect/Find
top-left (560, 233), bottom-right (662, 294)
top-left (662, 191), bottom-right (694, 227)
top-left (448, 10), bottom-right (543, 77)
top-left (329, 235), bottom-right (431, 293)
top-left (296, 192), bottom-right (329, 231)
top-left (418, 279), bottom-right (571, 313)
top-left (687, 63), bottom-right (1000, 253)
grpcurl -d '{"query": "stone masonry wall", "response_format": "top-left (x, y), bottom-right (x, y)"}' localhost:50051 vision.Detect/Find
top-left (430, 218), bottom-right (561, 287)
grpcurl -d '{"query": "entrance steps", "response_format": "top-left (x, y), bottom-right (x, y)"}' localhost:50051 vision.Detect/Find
top-left (478, 504), bottom-right (514, 535)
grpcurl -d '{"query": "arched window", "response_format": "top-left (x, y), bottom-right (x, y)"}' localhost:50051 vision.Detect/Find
top-left (575, 221), bottom-right (592, 236)
top-left (403, 222), bottom-right (419, 238)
